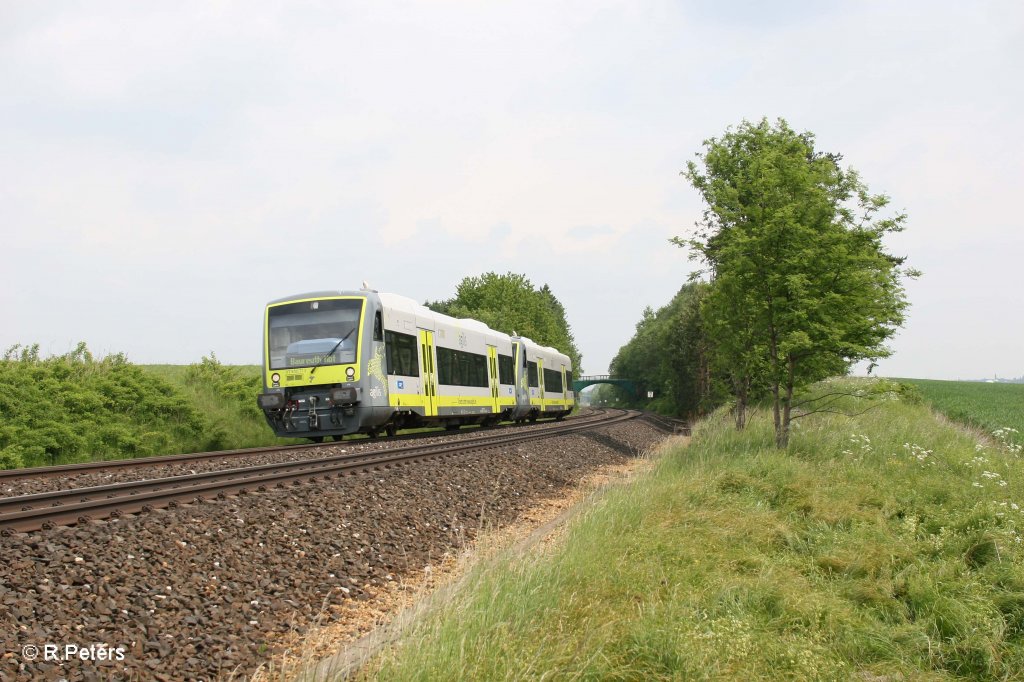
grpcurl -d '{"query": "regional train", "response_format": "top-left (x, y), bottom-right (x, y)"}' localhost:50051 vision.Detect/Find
top-left (256, 288), bottom-right (575, 441)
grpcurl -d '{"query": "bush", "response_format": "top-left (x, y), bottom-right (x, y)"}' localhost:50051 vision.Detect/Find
top-left (0, 445), bottom-right (24, 470)
top-left (0, 343), bottom-right (207, 467)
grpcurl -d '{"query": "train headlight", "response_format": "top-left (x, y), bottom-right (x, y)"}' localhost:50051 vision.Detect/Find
top-left (346, 367), bottom-right (355, 379)
top-left (257, 393), bottom-right (285, 410)
top-left (271, 373), bottom-right (280, 383)
top-left (330, 386), bottom-right (358, 404)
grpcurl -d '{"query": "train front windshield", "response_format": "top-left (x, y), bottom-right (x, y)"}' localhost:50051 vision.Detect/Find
top-left (267, 299), bottom-right (363, 370)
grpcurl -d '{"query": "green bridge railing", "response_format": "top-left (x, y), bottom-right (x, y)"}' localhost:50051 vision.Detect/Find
top-left (572, 375), bottom-right (640, 396)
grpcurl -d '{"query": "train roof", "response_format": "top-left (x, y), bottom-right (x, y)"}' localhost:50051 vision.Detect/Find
top-left (265, 290), bottom-right (357, 305)
top-left (377, 295), bottom-right (566, 360)
top-left (378, 293), bottom-right (507, 340)
top-left (514, 335), bottom-right (569, 362)
top-left (266, 290), bottom-right (569, 363)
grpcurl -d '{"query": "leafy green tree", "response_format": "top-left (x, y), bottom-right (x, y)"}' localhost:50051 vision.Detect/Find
top-left (609, 283), bottom-right (723, 417)
top-left (427, 272), bottom-right (583, 371)
top-left (677, 118), bottom-right (917, 447)
top-left (607, 305), bottom-right (658, 407)
top-left (699, 263), bottom-right (766, 430)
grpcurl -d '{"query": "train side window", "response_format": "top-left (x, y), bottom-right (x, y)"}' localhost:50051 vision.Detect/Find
top-left (437, 346), bottom-right (489, 387)
top-left (437, 347), bottom-right (454, 385)
top-left (527, 361), bottom-right (538, 388)
top-left (544, 367), bottom-right (563, 393)
top-left (472, 353), bottom-right (487, 386)
top-left (373, 311), bottom-right (383, 342)
top-left (498, 354), bottom-right (514, 384)
top-left (385, 330), bottom-right (419, 377)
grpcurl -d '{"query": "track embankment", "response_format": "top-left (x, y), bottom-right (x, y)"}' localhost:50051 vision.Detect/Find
top-left (1, 416), bottom-right (667, 681)
top-left (0, 411), bottom-right (636, 535)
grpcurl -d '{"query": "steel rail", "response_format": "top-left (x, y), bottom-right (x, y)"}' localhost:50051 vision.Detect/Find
top-left (638, 412), bottom-right (690, 435)
top-left (0, 410), bottom-right (637, 534)
top-left (0, 410), bottom-right (618, 513)
top-left (0, 409), bottom-right (609, 481)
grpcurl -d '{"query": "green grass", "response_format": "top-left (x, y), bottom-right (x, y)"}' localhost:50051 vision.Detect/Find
top-left (901, 379), bottom-right (1023, 452)
top-left (362, 379), bottom-right (1024, 680)
top-left (144, 363), bottom-right (262, 381)
top-left (141, 360), bottom-right (304, 452)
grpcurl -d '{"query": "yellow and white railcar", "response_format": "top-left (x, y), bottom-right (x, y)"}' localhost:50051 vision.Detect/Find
top-left (511, 335), bottom-right (574, 422)
top-left (257, 288), bottom-right (572, 440)
top-left (379, 293), bottom-right (519, 429)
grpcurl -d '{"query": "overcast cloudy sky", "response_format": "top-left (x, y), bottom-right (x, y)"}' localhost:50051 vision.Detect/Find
top-left (2, 1), bottom-right (1021, 380)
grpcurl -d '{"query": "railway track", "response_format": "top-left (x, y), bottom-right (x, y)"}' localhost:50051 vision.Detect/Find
top-left (0, 409), bottom-right (608, 482)
top-left (0, 409), bottom-right (638, 534)
top-left (638, 412), bottom-right (690, 435)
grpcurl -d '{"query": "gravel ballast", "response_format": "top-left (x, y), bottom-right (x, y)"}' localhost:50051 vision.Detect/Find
top-left (0, 419), bottom-right (665, 681)
top-left (0, 415), bottom-right (606, 498)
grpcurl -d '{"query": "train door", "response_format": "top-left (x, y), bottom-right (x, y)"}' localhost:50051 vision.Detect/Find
top-left (513, 341), bottom-right (529, 408)
top-left (487, 346), bottom-right (499, 414)
top-left (418, 330), bottom-right (437, 416)
top-left (537, 358), bottom-right (545, 410)
top-left (562, 364), bottom-right (568, 403)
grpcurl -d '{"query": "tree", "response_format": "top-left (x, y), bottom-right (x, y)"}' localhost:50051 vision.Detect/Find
top-left (609, 283), bottom-right (723, 417)
top-left (426, 272), bottom-right (583, 371)
top-left (676, 118), bottom-right (917, 448)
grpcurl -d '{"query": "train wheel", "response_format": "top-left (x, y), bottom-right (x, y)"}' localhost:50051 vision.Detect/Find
top-left (385, 424), bottom-right (398, 437)
top-left (528, 413), bottom-right (538, 423)
top-left (308, 436), bottom-right (324, 443)
top-left (445, 423), bottom-right (460, 431)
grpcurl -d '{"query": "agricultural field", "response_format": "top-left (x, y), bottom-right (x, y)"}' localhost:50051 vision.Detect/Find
top-left (901, 378), bottom-right (1023, 451)
top-left (362, 379), bottom-right (1024, 680)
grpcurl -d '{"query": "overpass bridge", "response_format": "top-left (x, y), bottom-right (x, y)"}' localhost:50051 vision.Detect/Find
top-left (573, 374), bottom-right (641, 397)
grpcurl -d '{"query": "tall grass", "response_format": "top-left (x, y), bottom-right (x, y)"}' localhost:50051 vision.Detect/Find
top-left (362, 379), bottom-right (1024, 680)
top-left (145, 356), bottom-right (301, 452)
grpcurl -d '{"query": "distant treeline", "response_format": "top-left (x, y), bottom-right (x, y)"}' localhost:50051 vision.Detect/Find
top-left (607, 282), bottom-right (724, 417)
top-left (966, 378), bottom-right (1024, 384)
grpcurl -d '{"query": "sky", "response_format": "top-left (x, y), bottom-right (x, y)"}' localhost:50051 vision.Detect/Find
top-left (2, 0), bottom-right (1021, 380)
